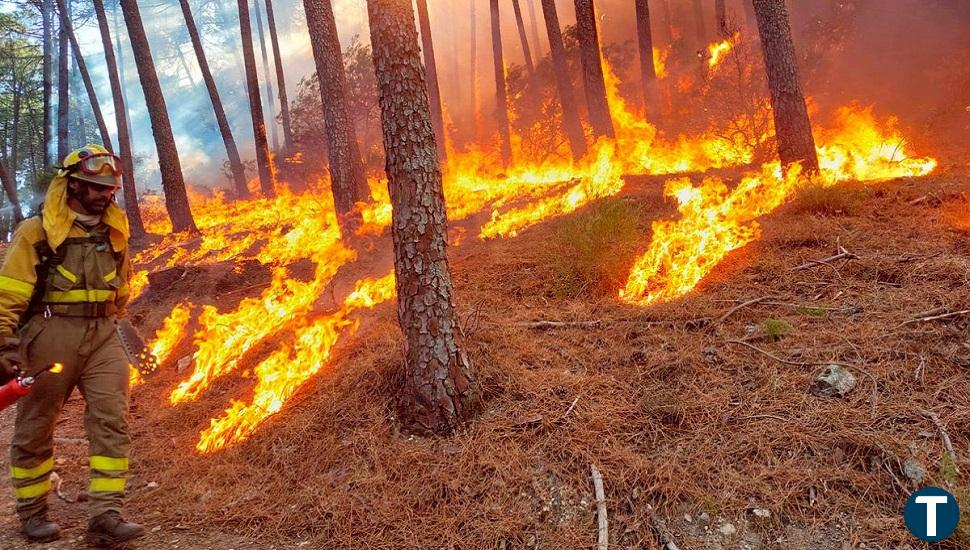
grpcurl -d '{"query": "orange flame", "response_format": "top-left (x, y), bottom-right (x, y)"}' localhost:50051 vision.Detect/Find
top-left (707, 33), bottom-right (739, 70)
top-left (653, 46), bottom-right (669, 80)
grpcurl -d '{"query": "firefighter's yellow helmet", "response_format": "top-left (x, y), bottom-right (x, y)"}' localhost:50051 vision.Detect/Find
top-left (59, 144), bottom-right (122, 188)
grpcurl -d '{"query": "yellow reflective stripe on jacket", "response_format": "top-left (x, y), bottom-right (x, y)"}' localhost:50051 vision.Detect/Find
top-left (10, 457), bottom-right (54, 480)
top-left (90, 456), bottom-right (128, 471)
top-left (15, 479), bottom-right (51, 500)
top-left (103, 270), bottom-right (117, 283)
top-left (89, 477), bottom-right (126, 493)
top-left (55, 265), bottom-right (78, 284)
top-left (0, 275), bottom-right (34, 299)
top-left (44, 289), bottom-right (116, 303)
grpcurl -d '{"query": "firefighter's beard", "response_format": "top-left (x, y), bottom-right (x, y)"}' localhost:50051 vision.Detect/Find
top-left (67, 181), bottom-right (112, 215)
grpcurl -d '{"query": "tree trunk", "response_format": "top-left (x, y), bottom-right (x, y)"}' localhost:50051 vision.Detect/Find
top-left (742, 0), bottom-right (756, 31)
top-left (573, 0), bottom-right (615, 139)
top-left (525, 0), bottom-right (542, 58)
top-left (253, 0), bottom-right (279, 152)
top-left (120, 0), bottom-right (198, 233)
top-left (264, 0), bottom-right (294, 154)
top-left (302, 0), bottom-right (370, 222)
top-left (57, 0), bottom-right (112, 151)
top-left (93, 0), bottom-right (145, 237)
top-left (174, 43), bottom-right (199, 89)
top-left (237, 0), bottom-right (277, 196)
top-left (366, 0), bottom-right (481, 435)
top-left (42, 0), bottom-right (52, 168)
top-left (10, 80), bottom-right (20, 189)
top-left (489, 0), bottom-right (512, 167)
top-left (415, 0), bottom-right (448, 162)
top-left (540, 0), bottom-right (586, 160)
top-left (56, 11), bottom-right (69, 161)
top-left (634, 0), bottom-right (657, 119)
top-left (178, 0), bottom-right (249, 198)
top-left (660, 0), bottom-right (673, 45)
top-left (752, 0), bottom-right (818, 173)
top-left (469, 0), bottom-right (479, 136)
top-left (511, 0), bottom-right (535, 76)
top-left (715, 0), bottom-right (728, 36)
top-left (0, 159), bottom-right (24, 223)
top-left (112, 3), bottom-right (135, 147)
top-left (693, 0), bottom-right (707, 45)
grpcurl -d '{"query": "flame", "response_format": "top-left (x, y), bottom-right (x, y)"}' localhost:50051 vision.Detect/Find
top-left (653, 47), bottom-right (669, 80)
top-left (707, 33), bottom-right (739, 71)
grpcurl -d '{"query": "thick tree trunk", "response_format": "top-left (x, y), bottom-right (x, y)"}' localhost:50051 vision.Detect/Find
top-left (752, 0), bottom-right (818, 173)
top-left (57, 0), bottom-right (112, 151)
top-left (415, 0), bottom-right (448, 162)
top-left (42, 0), bottom-right (52, 168)
top-left (302, 0), bottom-right (370, 221)
top-left (119, 0), bottom-right (198, 233)
top-left (693, 0), bottom-right (707, 45)
top-left (715, 0), bottom-right (728, 36)
top-left (0, 159), bottom-right (24, 223)
top-left (264, 0), bottom-right (294, 153)
top-left (366, 0), bottom-right (481, 435)
top-left (540, 0), bottom-right (586, 160)
top-left (634, 0), bottom-right (657, 119)
top-left (573, 0), bottom-right (615, 139)
top-left (56, 13), bottom-right (68, 161)
top-left (93, 0), bottom-right (145, 237)
top-left (489, 0), bottom-right (512, 167)
top-left (237, 0), bottom-right (277, 196)
top-left (253, 0), bottom-right (279, 152)
top-left (511, 0), bottom-right (535, 76)
top-left (525, 0), bottom-right (542, 58)
top-left (178, 0), bottom-right (249, 198)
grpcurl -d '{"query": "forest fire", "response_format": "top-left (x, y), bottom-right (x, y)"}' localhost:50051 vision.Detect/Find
top-left (706, 33), bottom-right (739, 70)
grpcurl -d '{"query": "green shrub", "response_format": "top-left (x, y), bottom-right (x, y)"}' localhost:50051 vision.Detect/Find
top-left (543, 197), bottom-right (643, 297)
top-left (762, 319), bottom-right (795, 342)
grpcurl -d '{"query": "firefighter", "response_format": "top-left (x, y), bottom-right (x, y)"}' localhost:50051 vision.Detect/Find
top-left (0, 144), bottom-right (144, 544)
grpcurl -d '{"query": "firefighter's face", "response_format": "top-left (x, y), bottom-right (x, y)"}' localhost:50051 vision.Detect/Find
top-left (68, 178), bottom-right (116, 215)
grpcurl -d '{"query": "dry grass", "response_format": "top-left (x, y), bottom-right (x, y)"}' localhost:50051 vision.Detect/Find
top-left (109, 173), bottom-right (970, 548)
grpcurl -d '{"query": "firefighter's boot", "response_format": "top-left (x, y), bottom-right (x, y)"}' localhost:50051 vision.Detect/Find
top-left (85, 511), bottom-right (145, 546)
top-left (21, 512), bottom-right (60, 543)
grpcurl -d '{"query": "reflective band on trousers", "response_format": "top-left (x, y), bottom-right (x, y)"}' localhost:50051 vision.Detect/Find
top-left (0, 275), bottom-right (34, 299)
top-left (44, 289), bottom-right (116, 303)
top-left (89, 478), bottom-right (126, 493)
top-left (10, 457), bottom-right (54, 480)
top-left (90, 456), bottom-right (128, 471)
top-left (15, 479), bottom-right (51, 500)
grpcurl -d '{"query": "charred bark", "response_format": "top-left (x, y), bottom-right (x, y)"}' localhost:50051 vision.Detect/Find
top-left (93, 0), bottom-right (145, 237)
top-left (573, 0), bottom-right (615, 139)
top-left (634, 0), bottom-right (657, 119)
top-left (265, 0), bottom-right (294, 153)
top-left (752, 0), bottom-right (818, 174)
top-left (57, 0), bottom-right (112, 151)
top-left (119, 0), bottom-right (198, 233)
top-left (540, 0), bottom-right (586, 160)
top-left (56, 10), bottom-right (68, 161)
top-left (178, 0), bottom-right (249, 198)
top-left (415, 0), bottom-right (448, 162)
top-left (253, 0), bottom-right (279, 152)
top-left (366, 0), bottom-right (481, 435)
top-left (302, 0), bottom-right (370, 221)
top-left (489, 0), bottom-right (512, 167)
top-left (237, 0), bottom-right (277, 197)
top-left (42, 0), bottom-right (52, 167)
top-left (511, 0), bottom-right (535, 76)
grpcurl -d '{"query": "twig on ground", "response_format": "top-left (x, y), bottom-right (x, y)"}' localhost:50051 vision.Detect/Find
top-left (724, 340), bottom-right (851, 368)
top-left (715, 296), bottom-right (771, 325)
top-left (922, 410), bottom-right (959, 474)
top-left (523, 320), bottom-right (604, 329)
top-left (218, 282), bottom-right (272, 297)
top-left (899, 309), bottom-right (970, 327)
top-left (563, 397), bottom-right (580, 419)
top-left (590, 464), bottom-right (608, 550)
top-left (50, 472), bottom-right (78, 503)
top-left (790, 248), bottom-right (858, 272)
top-left (645, 504), bottom-right (680, 550)
top-left (517, 317), bottom-right (712, 330)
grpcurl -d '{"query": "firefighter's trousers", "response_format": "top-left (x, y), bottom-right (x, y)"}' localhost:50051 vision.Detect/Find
top-left (9, 314), bottom-right (130, 520)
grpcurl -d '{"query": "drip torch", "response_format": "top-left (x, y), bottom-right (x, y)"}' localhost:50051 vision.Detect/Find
top-left (0, 363), bottom-right (64, 411)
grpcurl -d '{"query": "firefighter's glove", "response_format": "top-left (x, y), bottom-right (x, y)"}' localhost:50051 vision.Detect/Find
top-left (0, 337), bottom-right (24, 384)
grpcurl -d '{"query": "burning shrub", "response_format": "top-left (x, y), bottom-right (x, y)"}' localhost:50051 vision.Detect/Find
top-left (543, 197), bottom-right (644, 297)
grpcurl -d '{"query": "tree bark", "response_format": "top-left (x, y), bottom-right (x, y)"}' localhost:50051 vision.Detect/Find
top-left (119, 0), bottom-right (198, 233)
top-left (469, 0), bottom-right (479, 135)
top-left (42, 0), bottom-right (52, 168)
top-left (634, 0), bottom-right (657, 119)
top-left (525, 0), bottom-right (542, 58)
top-left (366, 0), bottom-right (481, 435)
top-left (57, 0), bottom-right (112, 151)
top-left (264, 0), bottom-right (294, 153)
top-left (715, 0), bottom-right (728, 36)
top-left (0, 158), bottom-right (24, 223)
top-left (752, 0), bottom-right (818, 173)
top-left (573, 0), bottom-right (615, 139)
top-left (93, 0), bottom-right (145, 237)
top-left (237, 0), bottom-right (277, 197)
top-left (56, 10), bottom-right (68, 161)
top-left (660, 0), bottom-right (673, 45)
top-left (511, 0), bottom-right (535, 76)
top-left (178, 0), bottom-right (249, 198)
top-left (540, 0), bottom-right (586, 160)
top-left (489, 0), bottom-right (512, 167)
top-left (112, 3), bottom-right (135, 147)
top-left (415, 0), bottom-right (448, 162)
top-left (253, 0), bottom-right (279, 152)
top-left (693, 0), bottom-right (707, 45)
top-left (302, 0), bottom-right (370, 221)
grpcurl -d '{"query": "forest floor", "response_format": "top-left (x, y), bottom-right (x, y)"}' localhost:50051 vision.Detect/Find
top-left (0, 168), bottom-right (968, 549)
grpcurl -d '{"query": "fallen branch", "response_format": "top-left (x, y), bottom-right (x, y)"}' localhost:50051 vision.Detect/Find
top-left (590, 464), bottom-right (608, 550)
top-left (521, 320), bottom-right (604, 329)
top-left (922, 410), bottom-right (959, 475)
top-left (715, 296), bottom-right (771, 325)
top-left (517, 317), bottom-right (711, 330)
top-left (899, 309), bottom-right (970, 327)
top-left (790, 248), bottom-right (858, 271)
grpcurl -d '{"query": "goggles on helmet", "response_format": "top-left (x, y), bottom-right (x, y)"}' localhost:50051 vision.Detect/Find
top-left (70, 153), bottom-right (122, 177)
